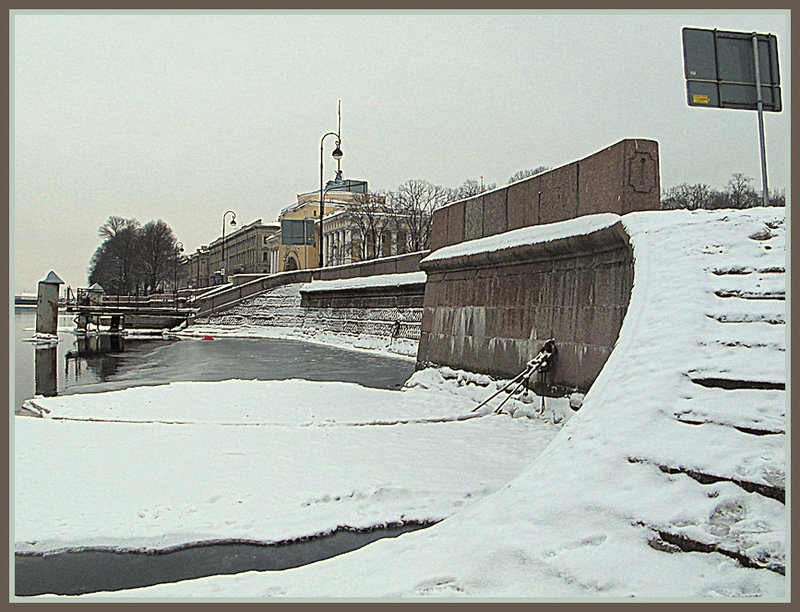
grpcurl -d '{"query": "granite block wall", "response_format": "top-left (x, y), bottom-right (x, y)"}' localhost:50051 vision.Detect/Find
top-left (430, 138), bottom-right (659, 251)
top-left (417, 222), bottom-right (634, 394)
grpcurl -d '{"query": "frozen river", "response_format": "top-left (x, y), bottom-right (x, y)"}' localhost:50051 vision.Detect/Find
top-left (13, 310), bottom-right (415, 413)
top-left (14, 309), bottom-right (423, 595)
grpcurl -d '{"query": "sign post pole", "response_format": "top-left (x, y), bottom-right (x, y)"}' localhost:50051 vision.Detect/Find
top-left (752, 33), bottom-right (770, 207)
top-left (683, 27), bottom-right (781, 208)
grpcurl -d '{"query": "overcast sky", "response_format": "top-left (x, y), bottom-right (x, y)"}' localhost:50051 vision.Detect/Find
top-left (11, 10), bottom-right (790, 294)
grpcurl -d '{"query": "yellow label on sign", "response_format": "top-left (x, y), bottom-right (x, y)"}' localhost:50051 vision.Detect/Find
top-left (693, 94), bottom-right (710, 104)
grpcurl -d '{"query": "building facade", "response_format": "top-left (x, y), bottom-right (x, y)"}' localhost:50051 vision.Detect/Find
top-left (267, 173), bottom-right (416, 273)
top-left (180, 219), bottom-right (280, 288)
top-left (180, 172), bottom-right (424, 288)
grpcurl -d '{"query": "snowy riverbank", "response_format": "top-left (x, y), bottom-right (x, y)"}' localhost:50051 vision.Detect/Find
top-left (16, 369), bottom-right (568, 556)
top-left (14, 207), bottom-right (786, 600)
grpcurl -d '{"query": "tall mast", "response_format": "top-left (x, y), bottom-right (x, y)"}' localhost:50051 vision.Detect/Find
top-left (337, 99), bottom-right (342, 173)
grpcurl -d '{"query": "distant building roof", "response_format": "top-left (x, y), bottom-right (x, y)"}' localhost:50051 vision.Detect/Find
top-left (281, 175), bottom-right (369, 218)
top-left (297, 176), bottom-right (368, 197)
top-left (41, 271), bottom-right (64, 285)
top-left (207, 219), bottom-right (280, 248)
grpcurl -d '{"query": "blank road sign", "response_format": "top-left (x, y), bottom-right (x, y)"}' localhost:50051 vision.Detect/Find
top-left (683, 27), bottom-right (781, 112)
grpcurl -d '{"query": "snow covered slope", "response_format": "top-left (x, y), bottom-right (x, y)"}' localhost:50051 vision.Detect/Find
top-left (20, 208), bottom-right (787, 599)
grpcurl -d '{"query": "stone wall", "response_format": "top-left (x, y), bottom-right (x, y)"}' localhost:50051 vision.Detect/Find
top-left (195, 251), bottom-right (428, 319)
top-left (417, 220), bottom-right (634, 394)
top-left (429, 139), bottom-right (659, 251)
top-left (299, 283), bottom-right (425, 341)
top-left (315, 251), bottom-right (429, 281)
top-left (197, 283), bottom-right (423, 343)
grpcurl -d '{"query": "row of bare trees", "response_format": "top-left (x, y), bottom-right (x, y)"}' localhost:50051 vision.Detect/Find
top-left (341, 169), bottom-right (551, 260)
top-left (661, 173), bottom-right (785, 210)
top-left (88, 216), bottom-right (182, 295)
top-left (341, 178), bottom-right (489, 259)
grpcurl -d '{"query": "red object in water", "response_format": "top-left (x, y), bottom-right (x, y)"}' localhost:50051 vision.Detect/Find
top-left (202, 335), bottom-right (215, 341)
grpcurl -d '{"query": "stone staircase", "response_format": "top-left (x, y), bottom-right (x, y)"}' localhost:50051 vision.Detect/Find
top-left (194, 283), bottom-right (423, 342)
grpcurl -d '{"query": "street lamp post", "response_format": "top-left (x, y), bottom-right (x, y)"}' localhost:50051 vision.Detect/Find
top-left (319, 132), bottom-right (343, 268)
top-left (173, 242), bottom-right (184, 309)
top-left (221, 210), bottom-right (237, 283)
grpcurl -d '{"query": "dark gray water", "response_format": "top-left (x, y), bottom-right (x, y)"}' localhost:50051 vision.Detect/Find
top-left (14, 310), bottom-right (415, 412)
top-left (16, 522), bottom-right (434, 596)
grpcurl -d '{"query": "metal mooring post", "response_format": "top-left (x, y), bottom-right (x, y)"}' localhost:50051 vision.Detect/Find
top-left (35, 271), bottom-right (64, 336)
top-left (752, 32), bottom-right (770, 207)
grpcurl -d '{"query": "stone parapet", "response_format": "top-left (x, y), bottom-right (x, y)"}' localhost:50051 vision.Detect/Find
top-left (300, 284), bottom-right (426, 310)
top-left (430, 138), bottom-right (659, 251)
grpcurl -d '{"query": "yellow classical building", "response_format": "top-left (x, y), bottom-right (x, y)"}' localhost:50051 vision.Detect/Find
top-left (268, 173), bottom-right (371, 272)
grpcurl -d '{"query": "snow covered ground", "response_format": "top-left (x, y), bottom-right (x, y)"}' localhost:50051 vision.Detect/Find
top-left (16, 372), bottom-right (564, 557)
top-left (14, 207), bottom-right (786, 599)
top-left (174, 319), bottom-right (419, 360)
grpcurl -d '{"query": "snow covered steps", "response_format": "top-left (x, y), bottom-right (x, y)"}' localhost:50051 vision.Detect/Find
top-left (620, 209), bottom-right (787, 577)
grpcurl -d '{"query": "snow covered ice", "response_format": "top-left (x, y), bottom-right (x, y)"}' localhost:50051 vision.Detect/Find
top-left (16, 375), bottom-right (563, 557)
top-left (14, 208), bottom-right (786, 599)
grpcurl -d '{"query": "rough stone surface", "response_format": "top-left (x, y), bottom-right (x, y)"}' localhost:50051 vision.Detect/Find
top-left (195, 252), bottom-right (428, 318)
top-left (300, 285), bottom-right (425, 310)
top-left (463, 197), bottom-right (484, 241)
top-left (417, 222), bottom-right (634, 394)
top-left (482, 190), bottom-right (508, 237)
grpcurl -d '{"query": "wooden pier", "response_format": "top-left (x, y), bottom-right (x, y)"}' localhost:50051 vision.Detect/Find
top-left (65, 289), bottom-right (196, 331)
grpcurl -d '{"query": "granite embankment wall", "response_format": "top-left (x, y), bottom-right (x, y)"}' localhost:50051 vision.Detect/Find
top-left (418, 219), bottom-right (634, 394)
top-left (417, 138), bottom-right (660, 393)
top-left (193, 138), bottom-right (660, 395)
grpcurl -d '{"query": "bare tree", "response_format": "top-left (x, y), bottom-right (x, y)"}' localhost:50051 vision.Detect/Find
top-left (726, 173), bottom-right (759, 208)
top-left (343, 191), bottom-right (393, 261)
top-left (386, 179), bottom-right (452, 252)
top-left (98, 215), bottom-right (136, 240)
top-left (88, 243), bottom-right (120, 294)
top-left (138, 220), bottom-right (179, 292)
top-left (452, 178), bottom-right (497, 200)
top-left (660, 183), bottom-right (715, 210)
top-left (508, 166), bottom-right (549, 183)
top-left (769, 188), bottom-right (786, 207)
top-left (89, 216), bottom-right (142, 294)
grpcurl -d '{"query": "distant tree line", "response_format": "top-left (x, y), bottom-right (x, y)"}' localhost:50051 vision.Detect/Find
top-left (88, 216), bottom-right (182, 295)
top-left (342, 169), bottom-right (551, 259)
top-left (661, 173), bottom-right (786, 210)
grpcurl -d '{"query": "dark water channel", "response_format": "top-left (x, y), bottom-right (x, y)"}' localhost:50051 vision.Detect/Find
top-left (14, 310), bottom-right (420, 596)
top-left (16, 523), bottom-right (434, 596)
